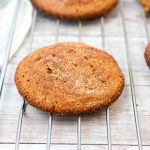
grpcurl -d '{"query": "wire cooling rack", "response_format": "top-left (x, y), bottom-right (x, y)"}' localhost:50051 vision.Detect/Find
top-left (0, 0), bottom-right (150, 150)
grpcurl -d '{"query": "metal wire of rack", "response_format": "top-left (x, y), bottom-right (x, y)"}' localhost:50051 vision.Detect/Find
top-left (119, 2), bottom-right (142, 150)
top-left (0, 0), bottom-right (150, 150)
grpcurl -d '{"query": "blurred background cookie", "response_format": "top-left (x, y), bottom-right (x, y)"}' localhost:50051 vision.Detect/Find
top-left (140, 0), bottom-right (150, 12)
top-left (31, 0), bottom-right (118, 20)
top-left (145, 43), bottom-right (150, 67)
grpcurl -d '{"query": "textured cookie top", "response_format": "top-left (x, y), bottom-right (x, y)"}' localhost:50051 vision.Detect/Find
top-left (53, 0), bottom-right (100, 5)
top-left (15, 42), bottom-right (124, 115)
top-left (140, 0), bottom-right (150, 12)
top-left (31, 0), bottom-right (118, 20)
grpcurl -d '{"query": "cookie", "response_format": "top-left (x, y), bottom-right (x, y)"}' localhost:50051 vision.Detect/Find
top-left (31, 0), bottom-right (118, 20)
top-left (145, 43), bottom-right (150, 67)
top-left (15, 42), bottom-right (125, 115)
top-left (140, 0), bottom-right (150, 12)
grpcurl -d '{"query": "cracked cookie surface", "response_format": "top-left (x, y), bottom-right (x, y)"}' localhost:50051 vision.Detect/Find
top-left (31, 0), bottom-right (118, 20)
top-left (15, 42), bottom-right (124, 115)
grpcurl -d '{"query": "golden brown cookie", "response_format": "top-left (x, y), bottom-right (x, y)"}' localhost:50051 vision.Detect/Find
top-left (145, 43), bottom-right (150, 67)
top-left (31, 0), bottom-right (118, 20)
top-left (140, 0), bottom-right (150, 12)
top-left (15, 42), bottom-right (124, 115)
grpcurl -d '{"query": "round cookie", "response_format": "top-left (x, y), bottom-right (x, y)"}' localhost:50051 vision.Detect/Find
top-left (145, 43), bottom-right (150, 67)
top-left (140, 0), bottom-right (150, 12)
top-left (31, 0), bottom-right (118, 20)
top-left (15, 42), bottom-right (125, 115)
